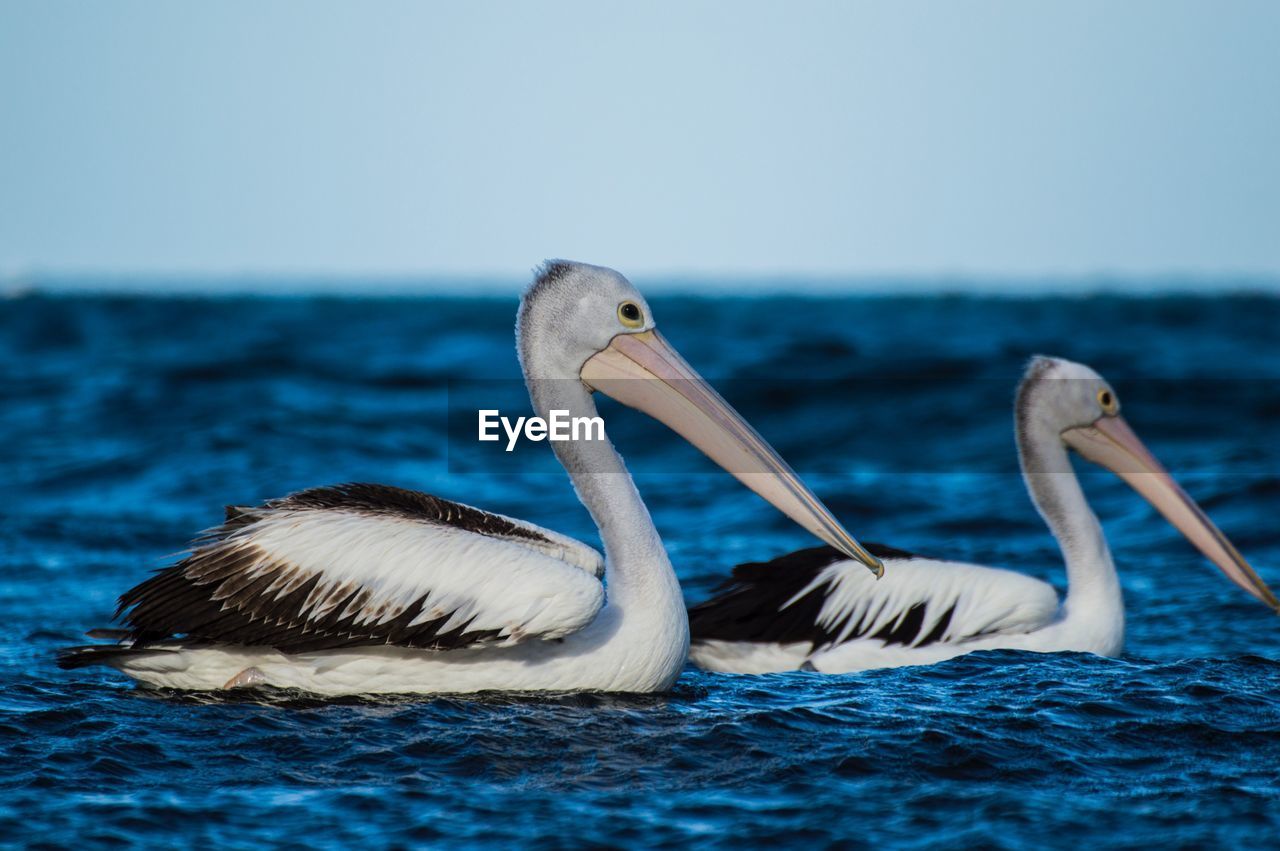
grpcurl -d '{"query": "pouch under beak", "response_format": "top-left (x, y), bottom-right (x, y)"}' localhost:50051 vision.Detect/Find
top-left (580, 330), bottom-right (883, 576)
top-left (1063, 415), bottom-right (1279, 611)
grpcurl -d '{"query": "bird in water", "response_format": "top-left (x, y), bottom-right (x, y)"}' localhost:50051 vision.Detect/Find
top-left (688, 356), bottom-right (1279, 674)
top-left (58, 260), bottom-right (881, 695)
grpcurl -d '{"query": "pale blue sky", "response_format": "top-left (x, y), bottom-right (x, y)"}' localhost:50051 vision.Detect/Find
top-left (1, 1), bottom-right (1278, 288)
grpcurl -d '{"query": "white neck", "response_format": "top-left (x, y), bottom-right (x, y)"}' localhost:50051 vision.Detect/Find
top-left (1017, 413), bottom-right (1125, 649)
top-left (525, 375), bottom-right (688, 647)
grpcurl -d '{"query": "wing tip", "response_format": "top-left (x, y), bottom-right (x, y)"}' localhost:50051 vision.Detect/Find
top-left (56, 639), bottom-right (173, 670)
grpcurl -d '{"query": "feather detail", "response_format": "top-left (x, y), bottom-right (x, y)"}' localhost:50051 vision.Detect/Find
top-left (113, 484), bottom-right (606, 653)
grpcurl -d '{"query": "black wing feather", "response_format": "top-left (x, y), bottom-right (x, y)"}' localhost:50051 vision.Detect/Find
top-left (97, 483), bottom-right (568, 655)
top-left (688, 543), bottom-right (949, 649)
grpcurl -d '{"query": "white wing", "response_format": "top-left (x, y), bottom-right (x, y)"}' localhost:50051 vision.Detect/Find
top-left (806, 557), bottom-right (1060, 648)
top-left (690, 544), bottom-right (1059, 652)
top-left (116, 484), bottom-right (605, 652)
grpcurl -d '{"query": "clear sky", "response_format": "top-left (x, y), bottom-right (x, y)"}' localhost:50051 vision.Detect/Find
top-left (1, 1), bottom-right (1278, 287)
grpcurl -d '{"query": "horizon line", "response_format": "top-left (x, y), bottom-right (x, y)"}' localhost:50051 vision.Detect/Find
top-left (6, 269), bottom-right (1280, 298)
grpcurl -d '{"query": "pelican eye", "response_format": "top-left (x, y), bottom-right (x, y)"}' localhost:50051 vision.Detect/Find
top-left (617, 301), bottom-right (644, 328)
top-left (1097, 388), bottom-right (1119, 415)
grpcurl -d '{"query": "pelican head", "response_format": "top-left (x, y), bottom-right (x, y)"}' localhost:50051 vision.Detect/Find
top-left (1019, 355), bottom-right (1279, 611)
top-left (518, 260), bottom-right (883, 576)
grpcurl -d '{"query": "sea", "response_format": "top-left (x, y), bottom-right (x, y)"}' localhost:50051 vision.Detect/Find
top-left (2, 288), bottom-right (1278, 848)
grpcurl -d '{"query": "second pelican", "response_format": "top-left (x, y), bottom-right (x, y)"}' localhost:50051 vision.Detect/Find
top-left (689, 356), bottom-right (1278, 673)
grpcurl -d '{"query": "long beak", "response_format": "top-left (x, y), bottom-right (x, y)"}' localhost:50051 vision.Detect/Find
top-left (1062, 415), bottom-right (1279, 611)
top-left (580, 329), bottom-right (884, 576)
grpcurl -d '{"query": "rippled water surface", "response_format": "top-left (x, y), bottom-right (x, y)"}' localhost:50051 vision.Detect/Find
top-left (2, 291), bottom-right (1279, 848)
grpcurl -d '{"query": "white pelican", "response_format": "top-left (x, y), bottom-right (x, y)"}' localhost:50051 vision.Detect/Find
top-left (688, 356), bottom-right (1279, 674)
top-left (57, 261), bottom-right (881, 695)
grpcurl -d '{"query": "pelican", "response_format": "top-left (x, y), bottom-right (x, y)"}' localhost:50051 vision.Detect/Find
top-left (688, 356), bottom-right (1279, 674)
top-left (57, 261), bottom-right (881, 695)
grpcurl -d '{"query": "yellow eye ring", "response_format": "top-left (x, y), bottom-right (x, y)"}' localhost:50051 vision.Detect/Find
top-left (617, 301), bottom-right (644, 328)
top-left (1097, 388), bottom-right (1119, 415)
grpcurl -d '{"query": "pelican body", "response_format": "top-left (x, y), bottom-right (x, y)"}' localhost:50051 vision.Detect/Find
top-left (689, 357), bottom-right (1279, 674)
top-left (59, 261), bottom-right (880, 695)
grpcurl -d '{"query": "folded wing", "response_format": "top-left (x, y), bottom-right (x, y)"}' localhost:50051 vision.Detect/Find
top-left (690, 544), bottom-right (1059, 652)
top-left (116, 483), bottom-right (605, 653)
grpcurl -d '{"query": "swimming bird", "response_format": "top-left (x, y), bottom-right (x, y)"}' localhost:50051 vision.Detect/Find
top-left (688, 356), bottom-right (1279, 674)
top-left (57, 261), bottom-right (881, 695)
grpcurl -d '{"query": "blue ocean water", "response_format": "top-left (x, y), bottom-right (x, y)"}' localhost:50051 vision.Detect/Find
top-left (2, 291), bottom-right (1278, 848)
